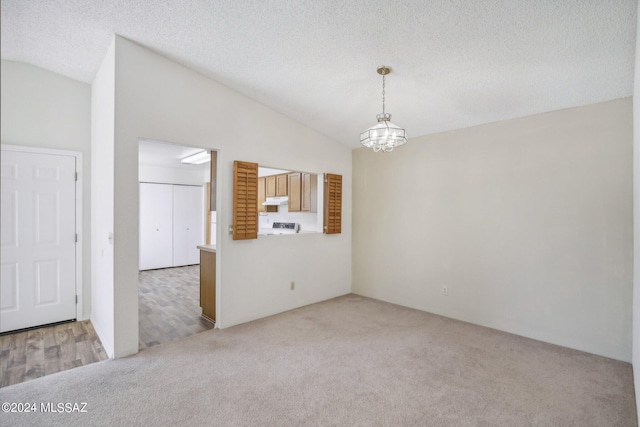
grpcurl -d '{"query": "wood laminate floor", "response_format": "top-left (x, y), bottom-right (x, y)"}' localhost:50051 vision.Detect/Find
top-left (0, 265), bottom-right (211, 388)
top-left (0, 320), bottom-right (107, 388)
top-left (138, 265), bottom-right (214, 350)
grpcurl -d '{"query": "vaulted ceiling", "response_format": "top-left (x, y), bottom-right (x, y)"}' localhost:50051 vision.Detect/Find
top-left (1, 0), bottom-right (636, 148)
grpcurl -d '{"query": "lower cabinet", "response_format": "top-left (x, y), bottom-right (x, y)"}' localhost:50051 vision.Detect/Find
top-left (200, 249), bottom-right (216, 322)
top-left (139, 183), bottom-right (204, 270)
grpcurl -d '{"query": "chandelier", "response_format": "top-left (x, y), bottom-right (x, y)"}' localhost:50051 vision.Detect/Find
top-left (360, 66), bottom-right (408, 152)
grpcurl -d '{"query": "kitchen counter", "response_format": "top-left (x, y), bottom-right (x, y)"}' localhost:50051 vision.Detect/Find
top-left (197, 244), bottom-right (216, 253)
top-left (258, 230), bottom-right (286, 236)
top-left (258, 229), bottom-right (321, 236)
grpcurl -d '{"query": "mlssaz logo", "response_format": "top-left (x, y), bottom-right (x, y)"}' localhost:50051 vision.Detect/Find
top-left (41, 402), bottom-right (88, 413)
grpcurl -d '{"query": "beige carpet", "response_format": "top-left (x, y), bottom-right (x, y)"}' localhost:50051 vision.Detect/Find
top-left (0, 294), bottom-right (636, 426)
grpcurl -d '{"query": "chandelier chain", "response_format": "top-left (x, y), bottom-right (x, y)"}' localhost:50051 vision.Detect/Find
top-left (382, 71), bottom-right (386, 115)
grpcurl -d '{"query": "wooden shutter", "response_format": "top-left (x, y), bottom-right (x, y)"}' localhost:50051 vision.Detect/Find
top-left (323, 173), bottom-right (342, 234)
top-left (233, 161), bottom-right (258, 240)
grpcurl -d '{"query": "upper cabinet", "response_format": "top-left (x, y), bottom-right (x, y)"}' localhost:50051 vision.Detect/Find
top-left (258, 177), bottom-right (266, 212)
top-left (265, 175), bottom-right (276, 197)
top-left (265, 174), bottom-right (287, 197)
top-left (288, 172), bottom-right (302, 212)
top-left (258, 177), bottom-right (277, 213)
top-left (302, 173), bottom-right (317, 213)
top-left (288, 172), bottom-right (317, 213)
top-left (276, 174), bottom-right (288, 197)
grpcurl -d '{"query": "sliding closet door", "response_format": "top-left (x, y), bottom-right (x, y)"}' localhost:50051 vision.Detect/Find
top-left (172, 185), bottom-right (204, 267)
top-left (139, 183), bottom-right (173, 270)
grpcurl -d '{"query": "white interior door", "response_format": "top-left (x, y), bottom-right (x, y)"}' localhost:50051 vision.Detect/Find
top-left (1, 150), bottom-right (77, 333)
top-left (172, 185), bottom-right (204, 266)
top-left (139, 183), bottom-right (173, 270)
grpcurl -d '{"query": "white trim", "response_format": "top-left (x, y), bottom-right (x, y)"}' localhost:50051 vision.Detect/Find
top-left (214, 149), bottom-right (222, 329)
top-left (1, 144), bottom-right (85, 323)
top-left (90, 313), bottom-right (113, 358)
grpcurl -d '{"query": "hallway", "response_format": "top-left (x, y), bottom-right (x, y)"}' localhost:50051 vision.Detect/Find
top-left (139, 265), bottom-right (214, 349)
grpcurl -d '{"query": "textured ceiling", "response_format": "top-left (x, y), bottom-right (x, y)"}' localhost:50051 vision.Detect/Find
top-left (1, 1), bottom-right (637, 149)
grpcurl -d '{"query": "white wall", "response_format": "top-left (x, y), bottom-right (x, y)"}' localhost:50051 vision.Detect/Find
top-left (353, 98), bottom-right (633, 362)
top-left (0, 60), bottom-right (93, 319)
top-left (90, 39), bottom-right (116, 358)
top-left (632, 2), bottom-right (640, 421)
top-left (100, 36), bottom-right (351, 356)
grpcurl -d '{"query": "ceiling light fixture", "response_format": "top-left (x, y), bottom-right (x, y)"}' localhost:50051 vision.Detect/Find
top-left (181, 150), bottom-right (211, 164)
top-left (360, 66), bottom-right (408, 153)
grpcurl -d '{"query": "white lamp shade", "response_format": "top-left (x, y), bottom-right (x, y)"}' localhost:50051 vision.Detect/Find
top-left (360, 119), bottom-right (408, 152)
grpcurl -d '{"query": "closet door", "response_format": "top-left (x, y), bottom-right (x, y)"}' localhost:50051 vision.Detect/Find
top-left (139, 183), bottom-right (173, 270)
top-left (173, 185), bottom-right (204, 266)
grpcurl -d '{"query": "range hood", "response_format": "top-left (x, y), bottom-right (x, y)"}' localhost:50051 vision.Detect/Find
top-left (262, 196), bottom-right (288, 206)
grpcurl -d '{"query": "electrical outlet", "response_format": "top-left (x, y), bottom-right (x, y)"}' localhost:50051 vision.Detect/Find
top-left (290, 281), bottom-right (295, 290)
top-left (442, 286), bottom-right (448, 296)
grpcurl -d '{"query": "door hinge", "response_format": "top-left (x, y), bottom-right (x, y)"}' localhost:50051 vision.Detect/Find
top-left (75, 233), bottom-right (78, 243)
top-left (75, 295), bottom-right (78, 304)
top-left (75, 172), bottom-right (78, 181)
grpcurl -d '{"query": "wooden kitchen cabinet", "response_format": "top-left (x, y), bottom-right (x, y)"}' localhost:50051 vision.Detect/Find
top-left (266, 175), bottom-right (276, 197)
top-left (302, 173), bottom-right (317, 212)
top-left (265, 173), bottom-right (288, 197)
top-left (258, 177), bottom-right (266, 212)
top-left (258, 177), bottom-right (277, 213)
top-left (276, 174), bottom-right (288, 197)
top-left (200, 248), bottom-right (216, 323)
top-left (288, 172), bottom-right (301, 212)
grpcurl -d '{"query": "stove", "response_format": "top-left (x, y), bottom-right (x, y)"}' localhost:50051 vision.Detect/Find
top-left (258, 220), bottom-right (300, 235)
top-left (270, 222), bottom-right (299, 234)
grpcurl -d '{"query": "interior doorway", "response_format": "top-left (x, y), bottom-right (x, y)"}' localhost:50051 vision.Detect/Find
top-left (137, 139), bottom-right (217, 349)
top-left (0, 145), bottom-right (106, 388)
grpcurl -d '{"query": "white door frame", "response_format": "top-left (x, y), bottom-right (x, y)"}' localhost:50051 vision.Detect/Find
top-left (1, 144), bottom-right (84, 323)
